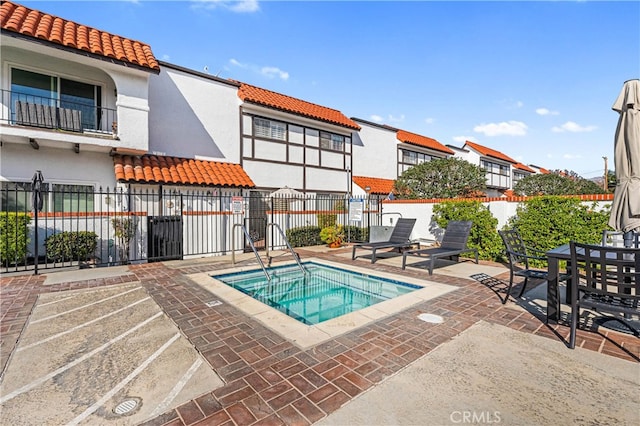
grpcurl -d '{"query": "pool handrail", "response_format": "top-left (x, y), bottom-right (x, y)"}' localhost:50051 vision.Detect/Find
top-left (266, 223), bottom-right (306, 274)
top-left (231, 223), bottom-right (271, 281)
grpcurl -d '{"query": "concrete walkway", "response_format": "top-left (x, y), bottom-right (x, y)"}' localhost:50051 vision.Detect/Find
top-left (318, 320), bottom-right (640, 425)
top-left (1, 248), bottom-right (638, 425)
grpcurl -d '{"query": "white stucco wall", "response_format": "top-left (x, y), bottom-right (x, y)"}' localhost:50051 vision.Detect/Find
top-left (148, 65), bottom-right (241, 161)
top-left (0, 143), bottom-right (116, 188)
top-left (1, 43), bottom-right (152, 152)
top-left (351, 121), bottom-right (397, 179)
top-left (380, 199), bottom-right (613, 243)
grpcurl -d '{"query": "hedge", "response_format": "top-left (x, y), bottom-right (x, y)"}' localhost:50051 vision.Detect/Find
top-left (0, 212), bottom-right (31, 266)
top-left (44, 231), bottom-right (98, 261)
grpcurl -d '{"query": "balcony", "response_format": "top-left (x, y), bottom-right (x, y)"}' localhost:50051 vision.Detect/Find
top-left (0, 89), bottom-right (117, 137)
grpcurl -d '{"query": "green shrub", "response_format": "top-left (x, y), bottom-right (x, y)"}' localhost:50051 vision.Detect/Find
top-left (316, 200), bottom-right (346, 229)
top-left (0, 212), bottom-right (31, 265)
top-left (45, 231), bottom-right (98, 261)
top-left (286, 226), bottom-right (323, 247)
top-left (316, 213), bottom-right (336, 229)
top-left (343, 225), bottom-right (369, 243)
top-left (506, 196), bottom-right (610, 257)
top-left (432, 200), bottom-right (503, 261)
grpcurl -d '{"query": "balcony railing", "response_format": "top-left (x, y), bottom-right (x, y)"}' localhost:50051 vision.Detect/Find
top-left (0, 89), bottom-right (117, 135)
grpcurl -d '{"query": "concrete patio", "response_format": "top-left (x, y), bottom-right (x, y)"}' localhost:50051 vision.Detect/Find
top-left (1, 246), bottom-right (638, 425)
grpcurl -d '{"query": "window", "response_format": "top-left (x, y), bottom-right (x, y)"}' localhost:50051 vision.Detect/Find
top-left (402, 150), bottom-right (418, 164)
top-left (320, 132), bottom-right (345, 151)
top-left (481, 160), bottom-right (511, 188)
top-left (513, 171), bottom-right (528, 185)
top-left (1, 182), bottom-right (94, 213)
top-left (11, 68), bottom-right (101, 131)
top-left (254, 118), bottom-right (286, 140)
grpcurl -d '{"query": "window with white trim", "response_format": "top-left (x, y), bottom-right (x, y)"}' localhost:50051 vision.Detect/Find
top-left (254, 117), bottom-right (286, 140)
top-left (481, 160), bottom-right (511, 188)
top-left (11, 68), bottom-right (102, 131)
top-left (320, 132), bottom-right (345, 151)
top-left (1, 182), bottom-right (95, 213)
top-left (513, 171), bottom-right (528, 186)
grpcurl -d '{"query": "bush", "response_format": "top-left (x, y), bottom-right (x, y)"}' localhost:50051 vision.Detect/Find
top-left (316, 214), bottom-right (336, 229)
top-left (343, 225), bottom-right (369, 243)
top-left (432, 200), bottom-right (503, 261)
top-left (0, 212), bottom-right (31, 266)
top-left (506, 196), bottom-right (610, 255)
top-left (45, 231), bottom-right (98, 261)
top-left (286, 226), bottom-right (323, 247)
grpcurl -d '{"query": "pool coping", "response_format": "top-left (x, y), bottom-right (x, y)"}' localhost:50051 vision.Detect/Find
top-left (187, 257), bottom-right (458, 349)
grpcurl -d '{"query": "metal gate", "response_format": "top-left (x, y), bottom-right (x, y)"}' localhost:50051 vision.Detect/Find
top-left (244, 191), bottom-right (269, 252)
top-left (147, 216), bottom-right (183, 262)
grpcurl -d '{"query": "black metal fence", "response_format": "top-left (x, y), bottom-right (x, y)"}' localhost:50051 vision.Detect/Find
top-left (1, 186), bottom-right (381, 274)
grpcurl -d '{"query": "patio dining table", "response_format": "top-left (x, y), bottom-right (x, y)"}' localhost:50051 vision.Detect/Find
top-left (545, 242), bottom-right (638, 324)
top-left (545, 244), bottom-right (571, 323)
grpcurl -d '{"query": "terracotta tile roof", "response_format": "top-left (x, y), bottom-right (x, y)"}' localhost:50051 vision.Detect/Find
top-left (396, 130), bottom-right (454, 155)
top-left (529, 165), bottom-right (551, 174)
top-left (236, 82), bottom-right (360, 130)
top-left (114, 155), bottom-right (255, 188)
top-left (464, 140), bottom-right (517, 164)
top-left (352, 176), bottom-right (395, 195)
top-left (1, 1), bottom-right (159, 72)
top-left (513, 162), bottom-right (535, 173)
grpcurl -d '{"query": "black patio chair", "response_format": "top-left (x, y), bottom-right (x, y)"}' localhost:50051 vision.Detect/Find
top-left (401, 220), bottom-right (478, 275)
top-left (568, 242), bottom-right (640, 348)
top-left (498, 229), bottom-right (567, 304)
top-left (352, 218), bottom-right (416, 263)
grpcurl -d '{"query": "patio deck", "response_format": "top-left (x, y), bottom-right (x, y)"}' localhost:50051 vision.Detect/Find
top-left (1, 246), bottom-right (638, 425)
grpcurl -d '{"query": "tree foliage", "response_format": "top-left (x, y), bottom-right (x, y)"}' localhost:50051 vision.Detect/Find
top-left (506, 196), bottom-right (611, 255)
top-left (394, 158), bottom-right (486, 199)
top-left (432, 200), bottom-right (503, 261)
top-left (513, 173), bottom-right (605, 196)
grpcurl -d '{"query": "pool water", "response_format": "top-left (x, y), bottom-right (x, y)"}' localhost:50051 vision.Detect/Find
top-left (213, 262), bottom-right (420, 325)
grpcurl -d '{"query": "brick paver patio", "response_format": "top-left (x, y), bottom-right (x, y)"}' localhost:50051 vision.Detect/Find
top-left (1, 248), bottom-right (638, 425)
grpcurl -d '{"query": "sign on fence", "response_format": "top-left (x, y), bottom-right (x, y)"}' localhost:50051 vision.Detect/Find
top-left (349, 198), bottom-right (364, 221)
top-left (231, 196), bottom-right (244, 214)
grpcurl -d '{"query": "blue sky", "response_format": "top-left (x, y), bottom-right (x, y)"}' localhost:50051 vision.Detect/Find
top-left (21, 0), bottom-right (639, 179)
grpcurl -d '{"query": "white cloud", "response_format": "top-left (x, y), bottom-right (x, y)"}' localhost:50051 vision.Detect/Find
top-left (551, 121), bottom-right (597, 133)
top-left (515, 101), bottom-right (524, 108)
top-left (161, 54), bottom-right (170, 61)
top-left (388, 114), bottom-right (405, 123)
top-left (261, 66), bottom-right (289, 80)
top-left (367, 114), bottom-right (404, 124)
top-left (453, 136), bottom-right (477, 143)
top-left (229, 59), bottom-right (289, 81)
top-left (229, 58), bottom-right (247, 68)
top-left (536, 107), bottom-right (559, 116)
top-left (473, 121), bottom-right (528, 137)
top-left (424, 117), bottom-right (435, 124)
top-left (191, 0), bottom-right (259, 13)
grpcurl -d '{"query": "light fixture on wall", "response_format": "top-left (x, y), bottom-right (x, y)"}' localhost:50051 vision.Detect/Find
top-left (29, 138), bottom-right (39, 150)
top-left (73, 143), bottom-right (80, 154)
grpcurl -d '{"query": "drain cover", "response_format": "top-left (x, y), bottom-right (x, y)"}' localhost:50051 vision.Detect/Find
top-left (114, 399), bottom-right (138, 415)
top-left (417, 313), bottom-right (444, 324)
top-left (206, 300), bottom-right (223, 307)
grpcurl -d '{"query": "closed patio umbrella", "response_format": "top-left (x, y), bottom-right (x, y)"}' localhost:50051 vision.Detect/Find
top-left (31, 170), bottom-right (44, 274)
top-left (31, 170), bottom-right (44, 212)
top-left (608, 79), bottom-right (640, 241)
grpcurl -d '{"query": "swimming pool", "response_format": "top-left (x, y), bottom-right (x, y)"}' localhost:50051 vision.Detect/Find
top-left (213, 262), bottom-right (420, 325)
